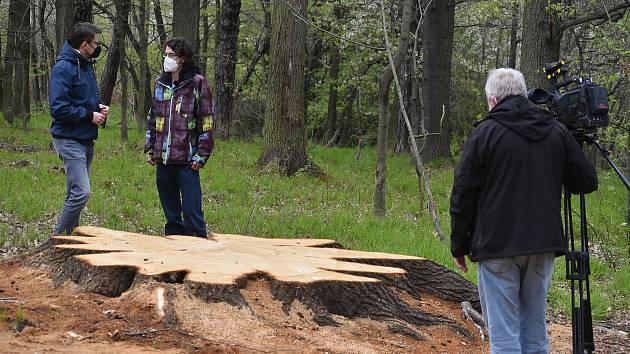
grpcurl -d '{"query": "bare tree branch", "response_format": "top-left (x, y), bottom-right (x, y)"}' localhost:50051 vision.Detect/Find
top-left (561, 1), bottom-right (630, 30)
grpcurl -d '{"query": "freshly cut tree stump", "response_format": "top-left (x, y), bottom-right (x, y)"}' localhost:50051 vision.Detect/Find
top-left (27, 226), bottom-right (479, 338)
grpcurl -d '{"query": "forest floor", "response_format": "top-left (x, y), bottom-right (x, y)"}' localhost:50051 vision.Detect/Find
top-left (1, 254), bottom-right (488, 354)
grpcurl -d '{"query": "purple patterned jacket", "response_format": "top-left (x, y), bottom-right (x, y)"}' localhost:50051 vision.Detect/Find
top-left (145, 66), bottom-right (214, 165)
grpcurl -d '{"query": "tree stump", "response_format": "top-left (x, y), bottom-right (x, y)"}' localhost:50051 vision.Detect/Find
top-left (26, 226), bottom-right (479, 340)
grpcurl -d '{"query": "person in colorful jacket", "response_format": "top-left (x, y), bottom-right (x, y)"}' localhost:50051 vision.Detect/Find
top-left (144, 37), bottom-right (214, 237)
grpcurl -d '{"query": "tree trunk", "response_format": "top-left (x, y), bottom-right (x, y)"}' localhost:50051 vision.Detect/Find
top-left (100, 0), bottom-right (131, 106)
top-left (199, 0), bottom-right (210, 76)
top-left (520, 0), bottom-right (562, 89)
top-left (39, 0), bottom-right (51, 103)
top-left (495, 28), bottom-right (503, 69)
top-left (257, 0), bottom-right (312, 176)
top-left (153, 0), bottom-right (167, 49)
top-left (323, 44), bottom-right (340, 144)
top-left (3, 0), bottom-right (19, 125)
top-left (420, 0), bottom-right (454, 163)
top-left (321, 5), bottom-right (346, 144)
top-left (13, 0), bottom-right (30, 129)
top-left (214, 0), bottom-right (242, 140)
top-left (55, 0), bottom-right (72, 50)
top-left (172, 0), bottom-right (201, 57)
top-left (39, 0), bottom-right (55, 67)
top-left (627, 129), bottom-right (630, 256)
top-left (508, 0), bottom-right (520, 69)
top-left (215, 0), bottom-right (221, 49)
top-left (120, 49), bottom-right (129, 141)
top-left (55, 0), bottom-right (92, 51)
top-left (31, 6), bottom-right (41, 106)
top-left (5, 0), bottom-right (31, 127)
top-left (334, 58), bottom-right (379, 147)
top-left (393, 62), bottom-right (409, 155)
top-left (304, 16), bottom-right (324, 135)
top-left (0, 21), bottom-right (4, 112)
top-left (332, 87), bottom-right (355, 147)
top-left (73, 0), bottom-right (92, 22)
top-left (394, 54), bottom-right (420, 155)
top-left (374, 0), bottom-right (414, 217)
top-left (134, 0), bottom-right (149, 132)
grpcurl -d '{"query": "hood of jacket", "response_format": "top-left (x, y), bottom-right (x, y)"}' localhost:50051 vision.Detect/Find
top-left (56, 41), bottom-right (94, 67)
top-left (482, 95), bottom-right (555, 142)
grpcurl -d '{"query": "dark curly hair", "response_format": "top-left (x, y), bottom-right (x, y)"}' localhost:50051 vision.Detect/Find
top-left (68, 22), bottom-right (102, 49)
top-left (165, 37), bottom-right (196, 68)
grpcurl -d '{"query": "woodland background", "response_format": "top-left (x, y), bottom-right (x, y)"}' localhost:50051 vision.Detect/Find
top-left (0, 0), bottom-right (628, 321)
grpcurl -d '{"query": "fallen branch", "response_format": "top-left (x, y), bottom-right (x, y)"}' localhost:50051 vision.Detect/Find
top-left (123, 328), bottom-right (193, 337)
top-left (244, 186), bottom-right (262, 235)
top-left (461, 301), bottom-right (486, 341)
top-left (0, 297), bottom-right (27, 304)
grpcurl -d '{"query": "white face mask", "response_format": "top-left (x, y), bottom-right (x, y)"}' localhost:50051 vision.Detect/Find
top-left (163, 56), bottom-right (180, 73)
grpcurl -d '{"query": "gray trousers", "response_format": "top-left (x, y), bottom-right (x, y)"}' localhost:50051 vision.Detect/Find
top-left (52, 138), bottom-right (94, 235)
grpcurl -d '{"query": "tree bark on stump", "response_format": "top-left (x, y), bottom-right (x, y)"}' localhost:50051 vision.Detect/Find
top-left (25, 227), bottom-right (478, 339)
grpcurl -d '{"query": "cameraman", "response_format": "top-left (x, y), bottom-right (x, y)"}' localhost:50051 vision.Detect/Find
top-left (450, 68), bottom-right (597, 353)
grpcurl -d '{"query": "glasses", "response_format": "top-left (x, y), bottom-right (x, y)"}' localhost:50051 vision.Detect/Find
top-left (163, 53), bottom-right (179, 59)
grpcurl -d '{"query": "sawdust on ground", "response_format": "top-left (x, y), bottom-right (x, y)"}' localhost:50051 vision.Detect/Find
top-left (0, 256), bottom-right (627, 353)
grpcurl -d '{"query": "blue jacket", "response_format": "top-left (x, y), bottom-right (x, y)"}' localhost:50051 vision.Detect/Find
top-left (49, 41), bottom-right (100, 142)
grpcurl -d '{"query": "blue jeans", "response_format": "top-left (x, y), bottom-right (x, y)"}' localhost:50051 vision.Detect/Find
top-left (52, 138), bottom-right (94, 235)
top-left (478, 253), bottom-right (555, 354)
top-left (156, 163), bottom-right (206, 237)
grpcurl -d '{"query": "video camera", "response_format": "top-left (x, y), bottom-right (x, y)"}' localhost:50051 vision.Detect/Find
top-left (528, 60), bottom-right (630, 354)
top-left (527, 60), bottom-right (609, 134)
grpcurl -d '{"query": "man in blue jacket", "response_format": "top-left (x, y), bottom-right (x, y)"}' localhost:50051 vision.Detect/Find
top-left (450, 68), bottom-right (597, 354)
top-left (49, 22), bottom-right (109, 235)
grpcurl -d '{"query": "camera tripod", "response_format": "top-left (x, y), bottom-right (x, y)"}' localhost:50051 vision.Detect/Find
top-left (564, 134), bottom-right (630, 354)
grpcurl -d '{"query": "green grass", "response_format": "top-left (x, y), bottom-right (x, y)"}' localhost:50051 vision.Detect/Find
top-left (0, 109), bottom-right (628, 321)
top-left (0, 308), bottom-right (7, 324)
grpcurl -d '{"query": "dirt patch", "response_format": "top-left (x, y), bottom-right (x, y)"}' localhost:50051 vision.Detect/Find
top-left (0, 210), bottom-right (101, 257)
top-left (0, 138), bottom-right (46, 154)
top-left (0, 211), bottom-right (55, 256)
top-left (0, 254), bottom-right (627, 353)
top-left (0, 256), bottom-right (489, 353)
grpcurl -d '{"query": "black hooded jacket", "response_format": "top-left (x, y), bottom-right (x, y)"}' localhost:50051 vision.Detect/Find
top-left (450, 95), bottom-right (598, 261)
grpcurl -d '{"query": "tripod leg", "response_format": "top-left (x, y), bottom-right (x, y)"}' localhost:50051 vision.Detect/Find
top-left (579, 193), bottom-right (595, 352)
top-left (565, 191), bottom-right (581, 353)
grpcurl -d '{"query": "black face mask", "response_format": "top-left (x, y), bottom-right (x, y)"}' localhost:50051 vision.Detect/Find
top-left (88, 43), bottom-right (101, 59)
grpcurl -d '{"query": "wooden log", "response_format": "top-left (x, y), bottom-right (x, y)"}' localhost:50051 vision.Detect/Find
top-left (26, 226), bottom-right (479, 339)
